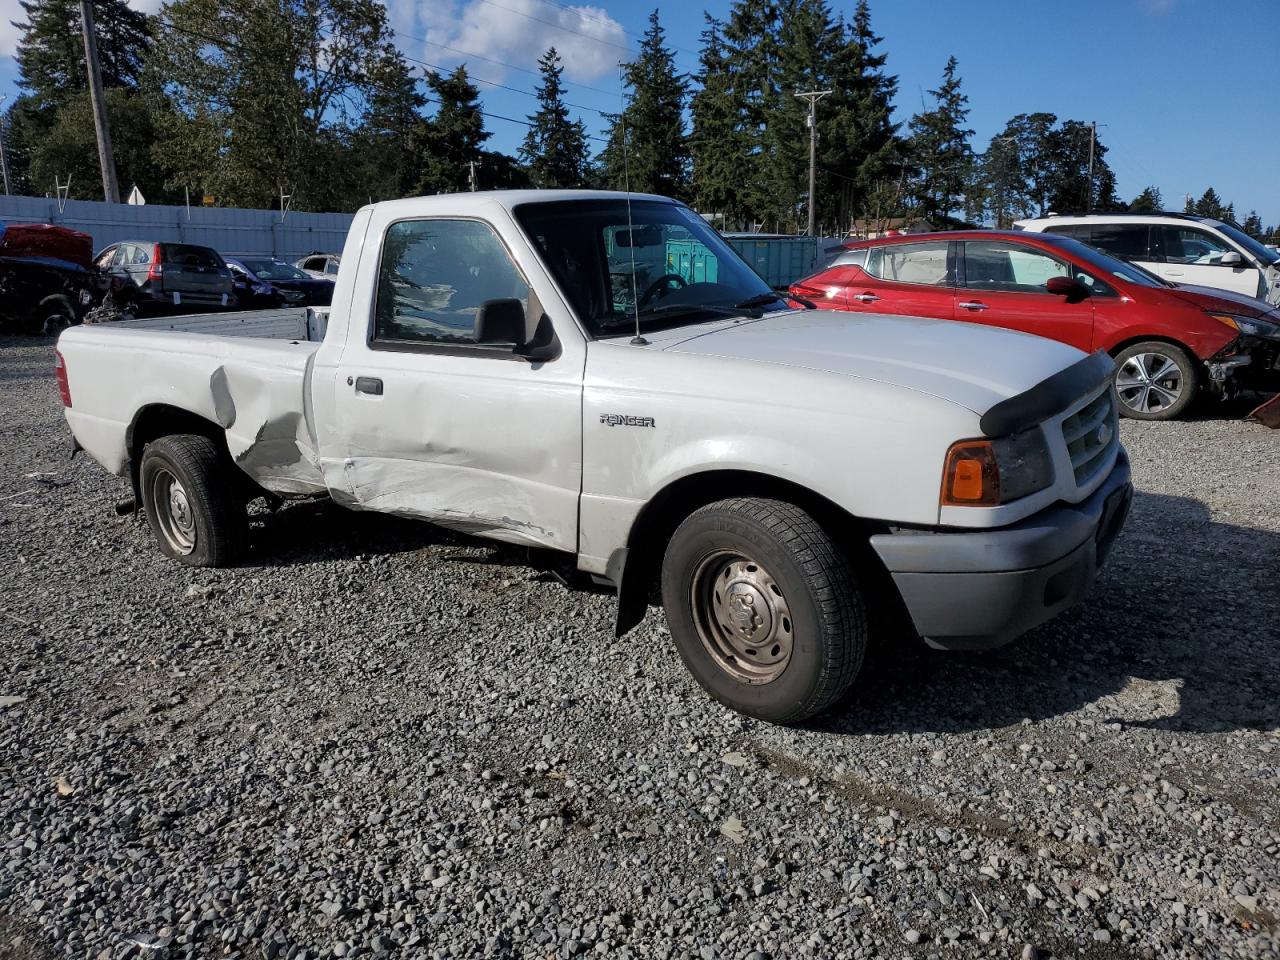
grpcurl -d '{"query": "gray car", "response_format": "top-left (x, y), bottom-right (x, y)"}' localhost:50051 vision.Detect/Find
top-left (94, 241), bottom-right (233, 315)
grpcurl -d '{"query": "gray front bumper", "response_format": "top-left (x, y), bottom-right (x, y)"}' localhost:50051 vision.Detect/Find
top-left (870, 451), bottom-right (1132, 650)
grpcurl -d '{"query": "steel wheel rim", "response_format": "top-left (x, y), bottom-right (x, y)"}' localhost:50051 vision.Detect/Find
top-left (151, 467), bottom-right (196, 554)
top-left (690, 550), bottom-right (794, 684)
top-left (1115, 352), bottom-right (1183, 414)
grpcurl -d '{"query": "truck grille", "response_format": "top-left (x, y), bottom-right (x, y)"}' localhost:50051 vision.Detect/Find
top-left (1061, 389), bottom-right (1117, 486)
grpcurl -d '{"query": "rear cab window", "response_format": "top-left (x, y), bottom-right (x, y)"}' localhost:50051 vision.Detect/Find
top-left (161, 244), bottom-right (224, 268)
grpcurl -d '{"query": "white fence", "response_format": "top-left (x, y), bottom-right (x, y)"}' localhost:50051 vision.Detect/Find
top-left (0, 195), bottom-right (355, 260)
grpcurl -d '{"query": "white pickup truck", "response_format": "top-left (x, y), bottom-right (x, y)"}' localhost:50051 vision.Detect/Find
top-left (57, 190), bottom-right (1132, 723)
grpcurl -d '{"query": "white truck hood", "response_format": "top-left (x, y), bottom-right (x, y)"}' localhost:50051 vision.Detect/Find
top-left (648, 310), bottom-right (1087, 417)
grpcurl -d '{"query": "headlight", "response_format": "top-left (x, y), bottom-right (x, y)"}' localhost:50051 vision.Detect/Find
top-left (1209, 312), bottom-right (1280, 341)
top-left (941, 428), bottom-right (1055, 507)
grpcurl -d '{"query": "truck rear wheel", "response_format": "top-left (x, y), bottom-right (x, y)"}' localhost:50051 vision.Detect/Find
top-left (661, 497), bottom-right (866, 724)
top-left (139, 434), bottom-right (247, 567)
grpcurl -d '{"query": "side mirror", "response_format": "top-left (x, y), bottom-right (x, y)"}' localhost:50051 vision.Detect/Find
top-left (1046, 276), bottom-right (1087, 298)
top-left (474, 298), bottom-right (527, 347)
top-left (1220, 251), bottom-right (1244, 267)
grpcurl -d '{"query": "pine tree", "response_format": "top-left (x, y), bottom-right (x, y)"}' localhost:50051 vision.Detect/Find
top-left (1192, 187), bottom-right (1227, 220)
top-left (1242, 211), bottom-right (1264, 238)
top-left (907, 56), bottom-right (973, 223)
top-left (14, 0), bottom-right (151, 113)
top-left (720, 0), bottom-right (783, 226)
top-left (1128, 185), bottom-right (1163, 213)
top-left (1045, 120), bottom-right (1118, 214)
top-left (689, 16), bottom-right (749, 222)
top-left (418, 67), bottom-right (490, 195)
top-left (354, 55), bottom-right (427, 201)
top-left (599, 10), bottom-right (689, 199)
top-left (520, 48), bottom-right (589, 189)
top-left (820, 1), bottom-right (900, 232)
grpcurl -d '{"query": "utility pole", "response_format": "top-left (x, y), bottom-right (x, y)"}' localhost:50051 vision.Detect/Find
top-left (467, 159), bottom-right (481, 192)
top-left (795, 90), bottom-right (831, 236)
top-left (1085, 120), bottom-right (1096, 213)
top-left (0, 94), bottom-right (11, 195)
top-left (79, 0), bottom-right (119, 203)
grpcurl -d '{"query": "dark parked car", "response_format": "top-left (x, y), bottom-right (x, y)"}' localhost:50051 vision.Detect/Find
top-left (93, 241), bottom-right (233, 316)
top-left (0, 223), bottom-right (95, 335)
top-left (225, 256), bottom-right (335, 308)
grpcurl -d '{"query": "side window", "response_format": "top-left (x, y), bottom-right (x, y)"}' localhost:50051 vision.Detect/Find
top-left (864, 242), bottom-right (951, 285)
top-left (831, 248), bottom-right (867, 269)
top-left (1041, 224), bottom-right (1079, 238)
top-left (127, 244), bottom-right (151, 265)
top-left (1085, 224), bottom-right (1149, 261)
top-left (963, 241), bottom-right (1069, 293)
top-left (95, 246), bottom-right (118, 269)
top-left (1159, 226), bottom-right (1234, 266)
top-left (304, 257), bottom-right (324, 271)
top-left (325, 259), bottom-right (339, 276)
top-left (374, 219), bottom-right (529, 347)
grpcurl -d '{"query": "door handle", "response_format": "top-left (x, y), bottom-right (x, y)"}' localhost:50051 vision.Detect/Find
top-left (1165, 271), bottom-right (1184, 277)
top-left (353, 376), bottom-right (383, 396)
top-left (852, 293), bottom-right (880, 303)
top-left (957, 301), bottom-right (989, 311)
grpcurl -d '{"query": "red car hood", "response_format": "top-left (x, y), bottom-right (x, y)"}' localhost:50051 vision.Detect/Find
top-left (1163, 283), bottom-right (1280, 319)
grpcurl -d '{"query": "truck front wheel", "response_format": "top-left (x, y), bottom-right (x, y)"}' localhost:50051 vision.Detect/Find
top-left (139, 434), bottom-right (247, 567)
top-left (661, 497), bottom-right (866, 724)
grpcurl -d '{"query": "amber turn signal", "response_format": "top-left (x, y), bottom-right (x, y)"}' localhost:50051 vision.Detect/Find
top-left (941, 440), bottom-right (1000, 506)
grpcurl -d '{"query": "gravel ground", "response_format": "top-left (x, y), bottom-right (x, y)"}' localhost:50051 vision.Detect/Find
top-left (1, 335), bottom-right (1278, 960)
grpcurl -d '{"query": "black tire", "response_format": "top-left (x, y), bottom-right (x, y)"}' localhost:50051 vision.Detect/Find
top-left (36, 295), bottom-right (75, 337)
top-left (661, 497), bottom-right (866, 723)
top-left (139, 434), bottom-right (247, 567)
top-left (1113, 341), bottom-right (1200, 421)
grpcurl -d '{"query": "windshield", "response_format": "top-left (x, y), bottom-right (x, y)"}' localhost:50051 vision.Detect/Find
top-left (242, 258), bottom-right (311, 280)
top-left (514, 199), bottom-right (783, 335)
top-left (1043, 235), bottom-right (1169, 288)
top-left (1213, 222), bottom-right (1280, 267)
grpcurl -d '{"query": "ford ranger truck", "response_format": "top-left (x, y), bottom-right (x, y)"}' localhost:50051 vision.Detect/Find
top-left (56, 190), bottom-right (1133, 724)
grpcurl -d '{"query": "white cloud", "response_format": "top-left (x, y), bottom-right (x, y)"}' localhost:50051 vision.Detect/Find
top-left (387, 0), bottom-right (629, 83)
top-left (0, 0), bottom-right (164, 60)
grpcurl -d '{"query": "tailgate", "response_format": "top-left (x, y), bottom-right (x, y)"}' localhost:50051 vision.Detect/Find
top-left (160, 244), bottom-right (231, 296)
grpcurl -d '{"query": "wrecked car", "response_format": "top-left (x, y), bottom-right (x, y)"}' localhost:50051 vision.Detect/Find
top-left (56, 190), bottom-right (1132, 723)
top-left (0, 223), bottom-right (94, 335)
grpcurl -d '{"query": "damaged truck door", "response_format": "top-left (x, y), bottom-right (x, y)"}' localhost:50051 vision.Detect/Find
top-left (317, 211), bottom-right (583, 552)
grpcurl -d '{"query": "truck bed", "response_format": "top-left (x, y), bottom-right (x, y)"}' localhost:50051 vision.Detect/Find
top-left (59, 308), bottom-right (329, 496)
top-left (115, 306), bottom-right (329, 341)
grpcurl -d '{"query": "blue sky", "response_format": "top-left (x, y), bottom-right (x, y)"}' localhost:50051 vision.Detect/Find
top-left (1, 0), bottom-right (1275, 224)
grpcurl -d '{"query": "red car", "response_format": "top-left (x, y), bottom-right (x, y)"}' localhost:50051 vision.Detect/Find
top-left (790, 230), bottom-right (1280, 420)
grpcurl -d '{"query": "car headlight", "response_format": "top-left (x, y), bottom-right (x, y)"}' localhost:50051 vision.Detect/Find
top-left (941, 428), bottom-right (1055, 506)
top-left (1209, 312), bottom-right (1280, 341)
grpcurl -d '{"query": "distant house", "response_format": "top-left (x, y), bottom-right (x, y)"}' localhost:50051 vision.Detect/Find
top-left (847, 217), bottom-right (934, 240)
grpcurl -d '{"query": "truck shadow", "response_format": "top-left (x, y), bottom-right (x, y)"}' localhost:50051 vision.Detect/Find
top-left (819, 489), bottom-right (1280, 736)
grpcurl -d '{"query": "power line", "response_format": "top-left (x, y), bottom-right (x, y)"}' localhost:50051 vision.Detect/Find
top-left (408, 55), bottom-right (612, 117)
top-left (406, 34), bottom-right (622, 100)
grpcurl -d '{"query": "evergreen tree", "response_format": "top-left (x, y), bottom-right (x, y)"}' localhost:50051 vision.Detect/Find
top-left (520, 48), bottom-right (589, 189)
top-left (599, 10), bottom-right (689, 199)
top-left (689, 16), bottom-right (749, 221)
top-left (1045, 120), bottom-right (1118, 213)
top-left (1192, 187), bottom-right (1227, 220)
top-left (1242, 210), bottom-right (1264, 238)
top-left (418, 66), bottom-right (490, 195)
top-left (147, 0), bottom-right (404, 210)
top-left (13, 0), bottom-right (151, 113)
top-left (6, 0), bottom-right (153, 196)
top-left (907, 56), bottom-right (973, 223)
top-left (353, 55), bottom-right (427, 201)
top-left (1183, 194), bottom-right (1196, 214)
top-left (820, 1), bottom-right (900, 232)
top-left (720, 0), bottom-right (782, 226)
top-left (1128, 185), bottom-right (1163, 213)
